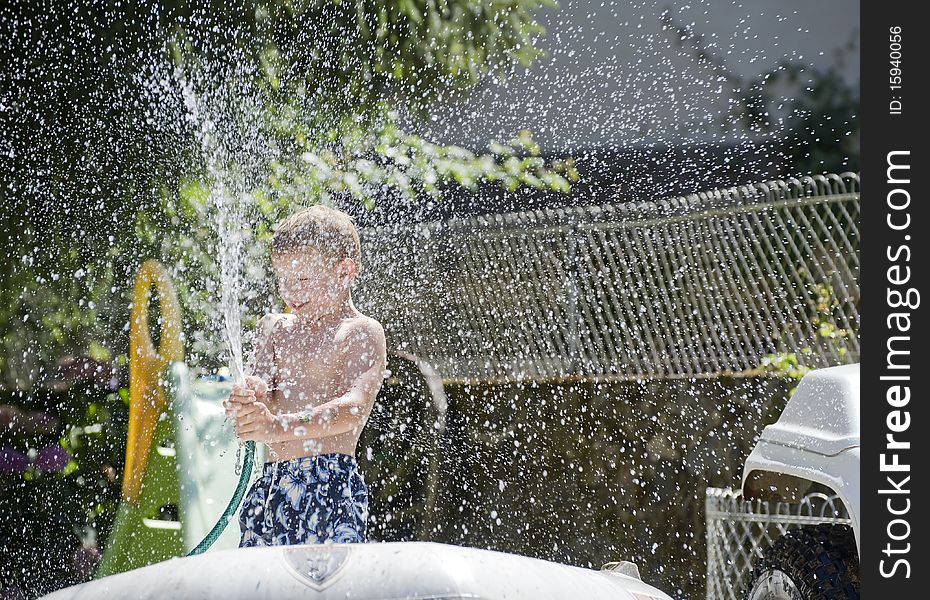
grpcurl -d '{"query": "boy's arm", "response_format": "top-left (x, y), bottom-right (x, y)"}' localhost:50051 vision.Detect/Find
top-left (276, 320), bottom-right (387, 441)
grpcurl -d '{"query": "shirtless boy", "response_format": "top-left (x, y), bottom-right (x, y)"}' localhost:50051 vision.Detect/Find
top-left (224, 204), bottom-right (387, 547)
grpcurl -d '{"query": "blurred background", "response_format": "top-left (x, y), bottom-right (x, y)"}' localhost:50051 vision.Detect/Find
top-left (0, 1), bottom-right (858, 598)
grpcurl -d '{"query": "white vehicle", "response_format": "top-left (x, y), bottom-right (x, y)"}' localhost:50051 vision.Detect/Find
top-left (741, 363), bottom-right (860, 600)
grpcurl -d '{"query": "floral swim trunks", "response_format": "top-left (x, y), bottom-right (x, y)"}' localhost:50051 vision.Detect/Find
top-left (238, 452), bottom-right (369, 547)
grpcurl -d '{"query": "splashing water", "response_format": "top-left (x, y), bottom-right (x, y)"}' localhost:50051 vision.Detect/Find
top-left (0, 1), bottom-right (858, 597)
top-left (179, 80), bottom-right (243, 382)
top-left (172, 56), bottom-right (276, 384)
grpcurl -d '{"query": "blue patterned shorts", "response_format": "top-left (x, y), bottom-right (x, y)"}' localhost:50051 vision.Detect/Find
top-left (238, 453), bottom-right (369, 547)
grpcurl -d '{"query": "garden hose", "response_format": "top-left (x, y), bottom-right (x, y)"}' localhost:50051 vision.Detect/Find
top-left (186, 310), bottom-right (293, 554)
top-left (185, 440), bottom-right (255, 556)
top-left (186, 309), bottom-right (264, 555)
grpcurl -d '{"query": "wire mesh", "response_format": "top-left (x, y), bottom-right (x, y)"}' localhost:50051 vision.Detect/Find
top-left (704, 487), bottom-right (853, 600)
top-left (355, 172), bottom-right (860, 383)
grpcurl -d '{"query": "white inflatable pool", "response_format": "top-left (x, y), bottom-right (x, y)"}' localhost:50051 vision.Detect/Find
top-left (41, 540), bottom-right (672, 600)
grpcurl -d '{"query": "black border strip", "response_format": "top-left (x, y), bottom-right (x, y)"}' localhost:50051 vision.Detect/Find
top-left (862, 3), bottom-right (926, 594)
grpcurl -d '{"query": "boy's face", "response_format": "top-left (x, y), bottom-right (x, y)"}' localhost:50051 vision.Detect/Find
top-left (271, 250), bottom-right (352, 318)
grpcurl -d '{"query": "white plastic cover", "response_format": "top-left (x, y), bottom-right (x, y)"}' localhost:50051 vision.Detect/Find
top-left (757, 363), bottom-right (860, 456)
top-left (41, 541), bottom-right (673, 600)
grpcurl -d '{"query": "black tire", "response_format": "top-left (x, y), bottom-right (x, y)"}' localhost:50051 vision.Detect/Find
top-left (747, 524), bottom-right (859, 600)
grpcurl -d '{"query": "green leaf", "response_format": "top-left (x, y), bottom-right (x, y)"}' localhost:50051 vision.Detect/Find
top-left (61, 460), bottom-right (79, 477)
top-left (87, 341), bottom-right (111, 363)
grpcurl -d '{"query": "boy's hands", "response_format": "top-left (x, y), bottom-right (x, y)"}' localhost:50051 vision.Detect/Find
top-left (231, 375), bottom-right (268, 402)
top-left (224, 376), bottom-right (283, 443)
top-left (230, 400), bottom-right (285, 443)
top-left (224, 375), bottom-right (268, 410)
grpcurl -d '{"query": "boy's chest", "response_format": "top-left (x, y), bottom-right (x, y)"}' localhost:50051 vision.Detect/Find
top-left (270, 323), bottom-right (347, 404)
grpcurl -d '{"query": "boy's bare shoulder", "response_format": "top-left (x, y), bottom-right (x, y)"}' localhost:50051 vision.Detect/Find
top-left (335, 313), bottom-right (386, 349)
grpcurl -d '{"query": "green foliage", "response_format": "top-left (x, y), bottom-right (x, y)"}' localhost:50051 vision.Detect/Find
top-left (2, 0), bottom-right (574, 388)
top-left (167, 0), bottom-right (578, 211)
top-left (735, 60), bottom-right (860, 176)
top-left (0, 236), bottom-right (129, 391)
top-left (758, 279), bottom-right (853, 395)
top-left (165, 0), bottom-right (557, 138)
top-left (0, 374), bottom-right (129, 597)
top-left (271, 119), bottom-right (578, 209)
top-left (256, 0), bottom-right (554, 119)
top-left (759, 352), bottom-right (810, 384)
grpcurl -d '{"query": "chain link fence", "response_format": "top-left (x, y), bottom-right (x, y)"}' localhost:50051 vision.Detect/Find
top-left (704, 487), bottom-right (853, 600)
top-left (356, 173), bottom-right (860, 384)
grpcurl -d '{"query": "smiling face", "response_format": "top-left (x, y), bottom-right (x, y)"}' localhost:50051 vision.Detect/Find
top-left (271, 250), bottom-right (355, 319)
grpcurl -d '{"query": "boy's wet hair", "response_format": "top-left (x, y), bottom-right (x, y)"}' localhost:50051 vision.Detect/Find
top-left (271, 203), bottom-right (362, 272)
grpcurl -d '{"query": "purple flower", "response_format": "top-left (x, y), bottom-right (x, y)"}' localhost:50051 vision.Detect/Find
top-left (56, 355), bottom-right (113, 386)
top-left (35, 445), bottom-right (71, 472)
top-left (0, 448), bottom-right (29, 474)
top-left (72, 544), bottom-right (102, 579)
